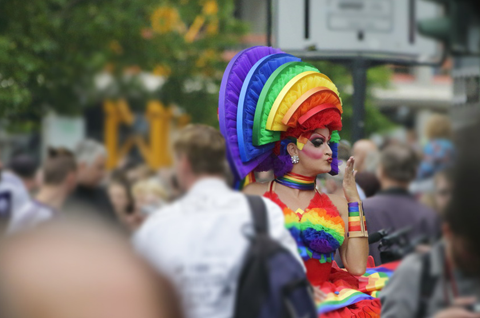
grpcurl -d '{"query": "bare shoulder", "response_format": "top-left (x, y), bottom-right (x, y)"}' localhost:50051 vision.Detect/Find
top-left (326, 193), bottom-right (348, 217)
top-left (243, 182), bottom-right (270, 195)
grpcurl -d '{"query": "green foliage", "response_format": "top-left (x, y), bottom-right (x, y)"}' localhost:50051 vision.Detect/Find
top-left (0, 0), bottom-right (246, 129)
top-left (0, 0), bottom-right (392, 139)
top-left (309, 61), bottom-right (395, 142)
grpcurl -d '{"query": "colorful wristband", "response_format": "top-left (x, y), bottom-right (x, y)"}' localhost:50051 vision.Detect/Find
top-left (347, 201), bottom-right (368, 238)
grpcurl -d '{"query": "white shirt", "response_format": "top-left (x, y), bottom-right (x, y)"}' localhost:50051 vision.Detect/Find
top-left (133, 178), bottom-right (302, 318)
top-left (7, 200), bottom-right (56, 234)
top-left (0, 171), bottom-right (30, 221)
top-left (357, 183), bottom-right (367, 200)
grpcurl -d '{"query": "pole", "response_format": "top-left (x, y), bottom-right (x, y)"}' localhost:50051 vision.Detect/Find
top-left (267, 0), bottom-right (272, 46)
top-left (351, 58), bottom-right (368, 142)
top-left (103, 100), bottom-right (119, 169)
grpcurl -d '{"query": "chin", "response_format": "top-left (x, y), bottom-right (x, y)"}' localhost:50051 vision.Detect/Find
top-left (307, 165), bottom-right (331, 176)
top-left (319, 168), bottom-right (332, 175)
top-left (319, 163), bottom-right (332, 174)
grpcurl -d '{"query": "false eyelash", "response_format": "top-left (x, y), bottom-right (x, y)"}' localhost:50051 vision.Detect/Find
top-left (311, 138), bottom-right (325, 147)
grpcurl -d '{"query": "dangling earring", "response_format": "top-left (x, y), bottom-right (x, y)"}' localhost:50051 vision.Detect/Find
top-left (291, 155), bottom-right (299, 164)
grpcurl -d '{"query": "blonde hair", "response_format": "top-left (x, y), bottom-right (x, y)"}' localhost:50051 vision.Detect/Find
top-left (173, 124), bottom-right (226, 175)
top-left (132, 179), bottom-right (168, 201)
top-left (425, 114), bottom-right (452, 140)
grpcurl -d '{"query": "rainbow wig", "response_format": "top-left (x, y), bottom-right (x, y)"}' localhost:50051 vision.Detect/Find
top-left (218, 46), bottom-right (343, 185)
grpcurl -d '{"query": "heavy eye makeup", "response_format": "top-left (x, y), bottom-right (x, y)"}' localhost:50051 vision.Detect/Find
top-left (309, 134), bottom-right (327, 148)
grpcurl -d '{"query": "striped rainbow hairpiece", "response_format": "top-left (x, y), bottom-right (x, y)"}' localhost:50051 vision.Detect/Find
top-left (218, 46), bottom-right (344, 188)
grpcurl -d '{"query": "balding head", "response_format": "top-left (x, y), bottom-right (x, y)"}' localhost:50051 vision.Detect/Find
top-left (352, 139), bottom-right (378, 172)
top-left (378, 144), bottom-right (419, 188)
top-left (0, 219), bottom-right (183, 318)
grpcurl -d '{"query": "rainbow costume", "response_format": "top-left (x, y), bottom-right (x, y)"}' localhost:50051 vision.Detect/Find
top-left (218, 46), bottom-right (394, 317)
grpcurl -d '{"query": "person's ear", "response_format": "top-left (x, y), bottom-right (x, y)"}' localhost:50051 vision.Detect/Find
top-left (286, 142), bottom-right (298, 157)
top-left (179, 154), bottom-right (193, 175)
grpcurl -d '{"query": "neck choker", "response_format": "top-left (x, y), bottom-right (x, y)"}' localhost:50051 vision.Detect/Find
top-left (275, 172), bottom-right (316, 191)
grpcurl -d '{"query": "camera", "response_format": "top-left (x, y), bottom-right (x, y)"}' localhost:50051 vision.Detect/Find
top-left (369, 227), bottom-right (429, 264)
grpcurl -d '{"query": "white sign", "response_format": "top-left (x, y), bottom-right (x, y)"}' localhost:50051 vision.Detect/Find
top-left (42, 112), bottom-right (85, 158)
top-left (274, 0), bottom-right (442, 62)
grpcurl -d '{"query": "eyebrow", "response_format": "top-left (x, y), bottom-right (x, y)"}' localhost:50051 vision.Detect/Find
top-left (310, 133), bottom-right (331, 140)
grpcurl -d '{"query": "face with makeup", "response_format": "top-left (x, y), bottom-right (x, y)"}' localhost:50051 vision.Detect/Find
top-left (287, 127), bottom-right (333, 177)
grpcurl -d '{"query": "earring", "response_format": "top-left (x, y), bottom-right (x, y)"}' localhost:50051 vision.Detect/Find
top-left (291, 155), bottom-right (299, 164)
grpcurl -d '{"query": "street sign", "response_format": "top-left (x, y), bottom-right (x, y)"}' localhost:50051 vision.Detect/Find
top-left (273, 0), bottom-right (443, 63)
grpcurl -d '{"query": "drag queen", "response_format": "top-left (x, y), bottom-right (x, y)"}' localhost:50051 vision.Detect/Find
top-left (218, 46), bottom-right (387, 317)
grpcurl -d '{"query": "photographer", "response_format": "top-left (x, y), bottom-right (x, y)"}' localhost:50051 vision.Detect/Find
top-left (381, 125), bottom-right (480, 318)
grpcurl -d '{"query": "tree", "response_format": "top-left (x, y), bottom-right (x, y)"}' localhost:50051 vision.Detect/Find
top-left (308, 61), bottom-right (395, 142)
top-left (0, 0), bottom-right (246, 128)
top-left (0, 0), bottom-right (392, 138)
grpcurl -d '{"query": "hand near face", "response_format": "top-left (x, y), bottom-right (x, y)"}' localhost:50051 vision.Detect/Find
top-left (343, 156), bottom-right (360, 203)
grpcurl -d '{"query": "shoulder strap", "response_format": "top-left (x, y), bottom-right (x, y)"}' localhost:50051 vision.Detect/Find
top-left (246, 195), bottom-right (268, 235)
top-left (416, 252), bottom-right (438, 318)
top-left (268, 180), bottom-right (275, 195)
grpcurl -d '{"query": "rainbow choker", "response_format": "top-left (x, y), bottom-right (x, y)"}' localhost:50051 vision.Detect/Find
top-left (275, 172), bottom-right (316, 191)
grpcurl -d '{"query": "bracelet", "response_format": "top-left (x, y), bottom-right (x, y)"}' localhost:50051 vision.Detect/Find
top-left (347, 201), bottom-right (368, 238)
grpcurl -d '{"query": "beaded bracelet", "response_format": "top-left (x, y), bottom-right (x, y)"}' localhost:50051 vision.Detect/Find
top-left (347, 201), bottom-right (368, 238)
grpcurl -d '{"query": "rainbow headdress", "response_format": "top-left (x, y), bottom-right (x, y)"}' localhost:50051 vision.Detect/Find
top-left (218, 46), bottom-right (343, 185)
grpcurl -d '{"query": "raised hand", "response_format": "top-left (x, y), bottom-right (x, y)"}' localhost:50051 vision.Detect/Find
top-left (343, 156), bottom-right (361, 203)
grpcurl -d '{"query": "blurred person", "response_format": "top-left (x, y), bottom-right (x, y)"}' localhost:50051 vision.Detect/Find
top-left (0, 218), bottom-right (184, 318)
top-left (0, 159), bottom-right (31, 232)
top-left (127, 164), bottom-right (156, 184)
top-left (411, 114), bottom-right (455, 196)
top-left (381, 124), bottom-right (480, 318)
top-left (419, 167), bottom-right (455, 214)
top-left (65, 139), bottom-right (116, 221)
top-left (8, 154), bottom-right (39, 193)
top-left (107, 171), bottom-right (136, 232)
top-left (352, 139), bottom-right (378, 173)
top-left (337, 142), bottom-right (367, 200)
top-left (7, 148), bottom-right (77, 234)
top-left (134, 124), bottom-right (301, 318)
top-left (157, 168), bottom-right (183, 201)
top-left (365, 144), bottom-right (440, 265)
top-left (338, 139), bottom-right (352, 159)
top-left (325, 164), bottom-right (346, 196)
top-left (131, 178), bottom-right (168, 228)
top-left (355, 171), bottom-right (381, 198)
top-left (433, 168), bottom-right (454, 216)
top-left (406, 129), bottom-right (422, 156)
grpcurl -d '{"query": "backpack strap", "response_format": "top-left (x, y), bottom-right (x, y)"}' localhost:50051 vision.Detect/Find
top-left (234, 196), bottom-right (270, 318)
top-left (416, 252), bottom-right (438, 318)
top-left (246, 195), bottom-right (268, 235)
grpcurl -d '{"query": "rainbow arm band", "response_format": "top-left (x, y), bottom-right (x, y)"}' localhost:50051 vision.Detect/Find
top-left (347, 202), bottom-right (368, 238)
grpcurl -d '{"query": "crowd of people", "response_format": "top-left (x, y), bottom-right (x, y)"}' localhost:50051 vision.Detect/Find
top-left (0, 114), bottom-right (477, 318)
top-left (0, 46), bottom-right (478, 318)
top-left (0, 139), bottom-right (175, 235)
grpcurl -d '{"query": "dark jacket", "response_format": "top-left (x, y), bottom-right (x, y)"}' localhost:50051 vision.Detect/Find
top-left (64, 184), bottom-right (116, 222)
top-left (364, 188), bottom-right (440, 265)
